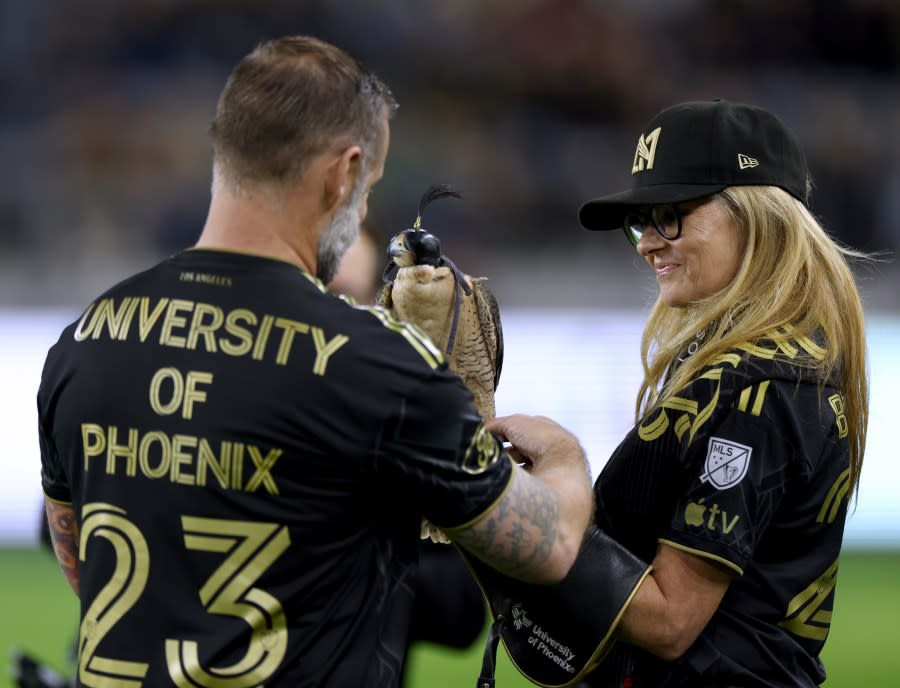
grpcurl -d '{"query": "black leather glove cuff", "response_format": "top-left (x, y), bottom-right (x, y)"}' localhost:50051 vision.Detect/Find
top-left (463, 525), bottom-right (651, 687)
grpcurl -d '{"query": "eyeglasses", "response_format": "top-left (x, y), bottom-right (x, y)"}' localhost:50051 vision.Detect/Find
top-left (623, 204), bottom-right (682, 247)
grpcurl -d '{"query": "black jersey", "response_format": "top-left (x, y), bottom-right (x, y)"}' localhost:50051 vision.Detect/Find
top-left (589, 332), bottom-right (851, 688)
top-left (38, 249), bottom-right (512, 688)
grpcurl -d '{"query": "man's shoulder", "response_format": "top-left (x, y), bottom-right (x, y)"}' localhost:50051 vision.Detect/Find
top-left (347, 303), bottom-right (446, 371)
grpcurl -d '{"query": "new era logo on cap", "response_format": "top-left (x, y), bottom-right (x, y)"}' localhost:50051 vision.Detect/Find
top-left (738, 154), bottom-right (759, 169)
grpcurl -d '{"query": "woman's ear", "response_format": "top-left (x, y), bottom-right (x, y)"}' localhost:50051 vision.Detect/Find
top-left (324, 145), bottom-right (362, 211)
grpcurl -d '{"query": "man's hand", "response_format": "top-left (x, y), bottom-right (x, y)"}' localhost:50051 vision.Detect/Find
top-left (446, 414), bottom-right (593, 584)
top-left (488, 414), bottom-right (590, 476)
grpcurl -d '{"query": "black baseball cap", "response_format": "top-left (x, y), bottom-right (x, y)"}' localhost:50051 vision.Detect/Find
top-left (579, 99), bottom-right (809, 232)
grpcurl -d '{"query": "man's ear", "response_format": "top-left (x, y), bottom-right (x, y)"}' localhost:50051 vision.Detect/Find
top-left (324, 145), bottom-right (363, 211)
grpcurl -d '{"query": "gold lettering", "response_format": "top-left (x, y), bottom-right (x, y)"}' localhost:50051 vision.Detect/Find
top-left (707, 503), bottom-right (721, 530)
top-left (182, 371), bottom-right (213, 420)
top-left (72, 297), bottom-right (353, 372)
top-left (722, 512), bottom-right (740, 534)
top-left (187, 303), bottom-right (224, 352)
top-left (231, 443), bottom-right (244, 490)
top-left (116, 298), bottom-right (140, 340)
top-left (196, 438), bottom-right (229, 489)
top-left (220, 309), bottom-right (256, 357)
top-left (81, 423), bottom-right (106, 471)
top-left (74, 302), bottom-right (99, 342)
top-left (159, 299), bottom-right (194, 348)
top-left (274, 318), bottom-right (310, 366)
top-left (828, 393), bottom-right (849, 439)
top-left (91, 298), bottom-right (138, 340)
top-left (89, 300), bottom-right (114, 340)
top-left (139, 431), bottom-right (171, 478)
top-left (244, 447), bottom-right (281, 495)
top-left (252, 315), bottom-right (275, 360)
top-left (106, 426), bottom-right (139, 476)
top-left (171, 435), bottom-right (197, 486)
top-left (77, 425), bottom-right (286, 497)
top-left (149, 368), bottom-right (184, 416)
top-left (310, 327), bottom-right (349, 375)
top-left (138, 298), bottom-right (170, 342)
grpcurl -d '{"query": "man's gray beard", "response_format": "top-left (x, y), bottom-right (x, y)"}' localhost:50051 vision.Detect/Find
top-left (316, 192), bottom-right (363, 284)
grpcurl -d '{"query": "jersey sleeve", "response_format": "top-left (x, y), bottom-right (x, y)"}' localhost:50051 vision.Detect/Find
top-left (660, 378), bottom-right (795, 575)
top-left (372, 368), bottom-right (513, 529)
top-left (37, 341), bottom-right (73, 504)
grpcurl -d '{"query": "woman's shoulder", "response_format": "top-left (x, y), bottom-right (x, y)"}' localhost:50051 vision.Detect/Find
top-left (701, 328), bottom-right (830, 385)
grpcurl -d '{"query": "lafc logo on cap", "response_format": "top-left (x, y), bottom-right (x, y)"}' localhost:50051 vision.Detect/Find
top-left (632, 126), bottom-right (661, 174)
top-left (738, 153), bottom-right (759, 169)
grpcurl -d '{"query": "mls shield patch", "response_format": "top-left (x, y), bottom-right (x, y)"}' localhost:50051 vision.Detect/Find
top-left (701, 437), bottom-right (752, 490)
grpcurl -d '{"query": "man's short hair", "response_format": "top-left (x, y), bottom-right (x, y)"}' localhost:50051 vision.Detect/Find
top-left (210, 35), bottom-right (397, 191)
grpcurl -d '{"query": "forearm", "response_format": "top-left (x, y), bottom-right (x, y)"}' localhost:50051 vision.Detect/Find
top-left (524, 456), bottom-right (595, 574)
top-left (617, 543), bottom-right (732, 660)
top-left (44, 497), bottom-right (80, 595)
top-left (498, 414), bottom-right (594, 579)
top-left (448, 463), bottom-right (590, 584)
top-left (447, 414), bottom-right (594, 584)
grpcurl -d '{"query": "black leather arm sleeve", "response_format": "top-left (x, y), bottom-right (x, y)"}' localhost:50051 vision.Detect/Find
top-left (462, 525), bottom-right (651, 687)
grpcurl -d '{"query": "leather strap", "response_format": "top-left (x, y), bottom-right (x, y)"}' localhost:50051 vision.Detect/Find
top-left (475, 616), bottom-right (505, 688)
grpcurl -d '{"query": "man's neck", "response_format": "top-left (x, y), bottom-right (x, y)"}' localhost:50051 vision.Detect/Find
top-left (195, 188), bottom-right (319, 275)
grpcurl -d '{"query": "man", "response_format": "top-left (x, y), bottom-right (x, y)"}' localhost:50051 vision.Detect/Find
top-left (37, 36), bottom-right (592, 687)
top-left (327, 222), bottom-right (382, 305)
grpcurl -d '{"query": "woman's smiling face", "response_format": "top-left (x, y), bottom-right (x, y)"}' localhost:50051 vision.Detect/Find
top-left (635, 195), bottom-right (745, 307)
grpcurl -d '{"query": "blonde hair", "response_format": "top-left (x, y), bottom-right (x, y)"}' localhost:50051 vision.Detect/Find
top-left (636, 186), bottom-right (869, 493)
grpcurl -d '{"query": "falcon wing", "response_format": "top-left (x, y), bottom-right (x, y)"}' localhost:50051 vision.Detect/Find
top-left (473, 278), bottom-right (503, 390)
top-left (375, 282), bottom-right (393, 309)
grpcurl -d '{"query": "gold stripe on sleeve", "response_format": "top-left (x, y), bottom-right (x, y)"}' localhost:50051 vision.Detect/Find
top-left (657, 538), bottom-right (744, 575)
top-left (43, 494), bottom-right (74, 507)
top-left (439, 455), bottom-right (516, 532)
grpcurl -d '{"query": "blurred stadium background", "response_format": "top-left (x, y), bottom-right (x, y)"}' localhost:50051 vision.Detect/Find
top-left (1, 1), bottom-right (898, 686)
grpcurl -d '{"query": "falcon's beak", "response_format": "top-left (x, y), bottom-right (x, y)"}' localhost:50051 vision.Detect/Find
top-left (387, 232), bottom-right (416, 267)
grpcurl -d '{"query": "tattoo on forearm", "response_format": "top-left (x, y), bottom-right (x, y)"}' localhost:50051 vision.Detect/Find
top-left (45, 499), bottom-right (80, 594)
top-left (459, 472), bottom-right (559, 578)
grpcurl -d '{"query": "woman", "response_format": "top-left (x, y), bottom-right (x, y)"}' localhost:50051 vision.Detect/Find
top-left (491, 100), bottom-right (868, 687)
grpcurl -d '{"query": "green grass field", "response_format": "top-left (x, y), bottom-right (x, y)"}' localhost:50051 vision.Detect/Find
top-left (1, 547), bottom-right (897, 687)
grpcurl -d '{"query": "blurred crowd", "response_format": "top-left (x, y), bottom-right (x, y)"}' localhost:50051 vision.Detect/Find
top-left (1, 0), bottom-right (898, 308)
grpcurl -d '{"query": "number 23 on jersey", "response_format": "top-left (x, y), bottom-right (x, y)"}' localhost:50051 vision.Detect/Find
top-left (78, 502), bottom-right (290, 688)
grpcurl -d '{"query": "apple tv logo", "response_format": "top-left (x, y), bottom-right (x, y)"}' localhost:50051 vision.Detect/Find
top-left (684, 498), bottom-right (741, 534)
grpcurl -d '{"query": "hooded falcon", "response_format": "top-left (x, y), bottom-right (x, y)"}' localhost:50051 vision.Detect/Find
top-left (377, 185), bottom-right (503, 422)
top-left (378, 186), bottom-right (504, 544)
